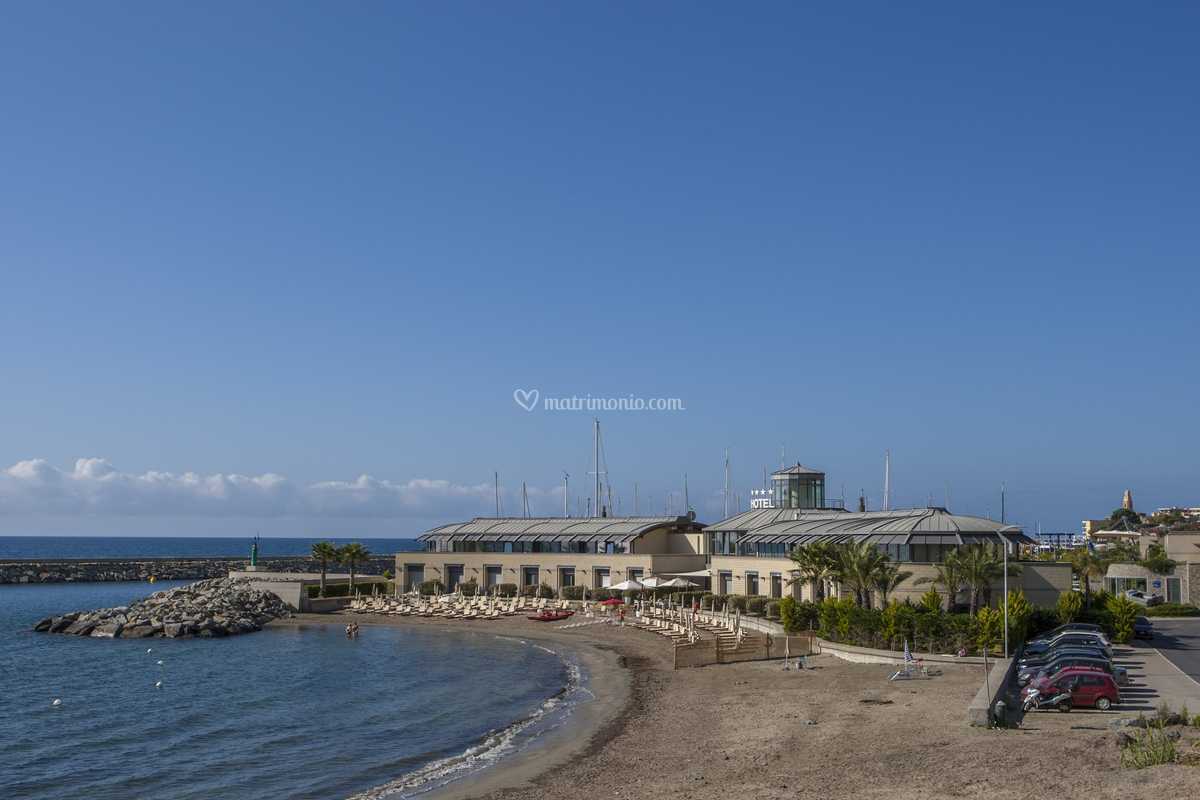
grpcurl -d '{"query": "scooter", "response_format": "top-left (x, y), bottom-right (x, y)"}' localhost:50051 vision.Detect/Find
top-left (1022, 686), bottom-right (1073, 713)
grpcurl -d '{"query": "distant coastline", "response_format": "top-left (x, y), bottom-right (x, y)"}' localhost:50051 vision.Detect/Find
top-left (0, 535), bottom-right (422, 561)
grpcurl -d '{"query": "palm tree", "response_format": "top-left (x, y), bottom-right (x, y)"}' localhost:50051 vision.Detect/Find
top-left (787, 541), bottom-right (837, 601)
top-left (338, 542), bottom-right (371, 596)
top-left (914, 552), bottom-right (964, 611)
top-left (831, 540), bottom-right (890, 609)
top-left (874, 562), bottom-right (914, 606)
top-left (311, 541), bottom-right (339, 597)
top-left (958, 544), bottom-right (1021, 614)
top-left (1069, 549), bottom-right (1103, 608)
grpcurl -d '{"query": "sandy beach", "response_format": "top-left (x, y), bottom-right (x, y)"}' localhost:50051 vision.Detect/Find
top-left (285, 613), bottom-right (1198, 800)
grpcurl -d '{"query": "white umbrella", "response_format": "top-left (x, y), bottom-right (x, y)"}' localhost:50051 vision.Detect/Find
top-left (659, 577), bottom-right (698, 588)
top-left (640, 576), bottom-right (663, 588)
top-left (609, 579), bottom-right (645, 591)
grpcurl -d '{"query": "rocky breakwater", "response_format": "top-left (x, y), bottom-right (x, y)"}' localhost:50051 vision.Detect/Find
top-left (33, 577), bottom-right (294, 639)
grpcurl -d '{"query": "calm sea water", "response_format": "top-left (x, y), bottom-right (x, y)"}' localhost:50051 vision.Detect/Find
top-left (0, 582), bottom-right (578, 800)
top-left (0, 537), bottom-right (422, 560)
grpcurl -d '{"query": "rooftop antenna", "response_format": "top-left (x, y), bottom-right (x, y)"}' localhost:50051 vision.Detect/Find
top-left (883, 450), bottom-right (891, 512)
top-left (562, 472), bottom-right (570, 517)
top-left (723, 449), bottom-right (730, 519)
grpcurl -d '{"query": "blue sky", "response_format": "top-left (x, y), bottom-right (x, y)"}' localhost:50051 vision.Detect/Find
top-left (2, 3), bottom-right (1198, 538)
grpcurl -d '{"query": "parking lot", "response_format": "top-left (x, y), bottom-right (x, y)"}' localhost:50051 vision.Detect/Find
top-left (1121, 617), bottom-right (1200, 713)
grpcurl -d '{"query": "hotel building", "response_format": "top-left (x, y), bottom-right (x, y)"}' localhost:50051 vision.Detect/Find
top-left (400, 463), bottom-right (1071, 607)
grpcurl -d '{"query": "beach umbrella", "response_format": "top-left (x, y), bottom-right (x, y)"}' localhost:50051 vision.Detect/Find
top-left (609, 579), bottom-right (644, 591)
top-left (659, 577), bottom-right (698, 588)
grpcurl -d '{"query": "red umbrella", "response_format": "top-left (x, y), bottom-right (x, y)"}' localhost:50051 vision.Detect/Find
top-left (600, 598), bottom-right (625, 606)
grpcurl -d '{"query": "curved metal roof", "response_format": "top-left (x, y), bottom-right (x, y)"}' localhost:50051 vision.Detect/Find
top-left (706, 507), bottom-right (1030, 541)
top-left (418, 516), bottom-right (700, 542)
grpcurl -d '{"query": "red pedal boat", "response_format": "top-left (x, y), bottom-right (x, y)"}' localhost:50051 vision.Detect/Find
top-left (527, 610), bottom-right (574, 622)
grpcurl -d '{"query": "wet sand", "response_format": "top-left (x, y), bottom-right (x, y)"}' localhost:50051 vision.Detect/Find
top-left (285, 613), bottom-right (1200, 800)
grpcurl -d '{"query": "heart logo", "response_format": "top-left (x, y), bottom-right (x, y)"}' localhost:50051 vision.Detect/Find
top-left (513, 388), bottom-right (539, 412)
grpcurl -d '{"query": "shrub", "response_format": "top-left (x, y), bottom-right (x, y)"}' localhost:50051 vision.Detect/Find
top-left (1005, 590), bottom-right (1033, 644)
top-left (1144, 603), bottom-right (1200, 617)
top-left (765, 600), bottom-right (781, 619)
top-left (1028, 607), bottom-right (1059, 639)
top-left (495, 583), bottom-right (518, 598)
top-left (976, 607), bottom-right (1003, 654)
top-left (727, 595), bottom-right (749, 613)
top-left (918, 590), bottom-right (943, 614)
top-left (881, 601), bottom-right (917, 651)
top-left (747, 597), bottom-right (767, 616)
top-left (561, 586), bottom-right (586, 601)
top-left (1120, 723), bottom-right (1177, 769)
top-left (1107, 594), bottom-right (1140, 644)
top-left (418, 580), bottom-right (444, 595)
top-left (459, 580), bottom-right (479, 597)
top-left (1192, 714), bottom-right (1200, 729)
top-left (382, 569), bottom-right (393, 580)
top-left (520, 583), bottom-right (555, 599)
top-left (1056, 590), bottom-right (1083, 624)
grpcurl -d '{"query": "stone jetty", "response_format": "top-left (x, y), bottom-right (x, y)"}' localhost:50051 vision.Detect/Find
top-left (33, 577), bottom-right (294, 639)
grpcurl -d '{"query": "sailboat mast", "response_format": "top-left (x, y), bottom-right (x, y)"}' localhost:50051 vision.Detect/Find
top-left (883, 450), bottom-right (890, 512)
top-left (563, 472), bottom-right (569, 517)
top-left (494, 471), bottom-right (500, 516)
top-left (723, 448), bottom-right (730, 519)
top-left (593, 418), bottom-right (601, 517)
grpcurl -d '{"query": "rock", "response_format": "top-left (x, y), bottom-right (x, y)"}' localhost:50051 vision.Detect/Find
top-left (64, 619), bottom-right (97, 636)
top-left (90, 621), bottom-right (124, 638)
top-left (36, 577), bottom-right (293, 640)
top-left (122, 624), bottom-right (157, 638)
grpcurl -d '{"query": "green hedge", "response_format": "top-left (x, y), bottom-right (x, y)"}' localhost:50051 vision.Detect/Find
top-left (418, 580), bottom-right (444, 595)
top-left (765, 600), bottom-right (781, 620)
top-left (1145, 603), bottom-right (1200, 617)
top-left (747, 597), bottom-right (767, 616)
top-left (521, 583), bottom-right (556, 599)
top-left (307, 581), bottom-right (390, 598)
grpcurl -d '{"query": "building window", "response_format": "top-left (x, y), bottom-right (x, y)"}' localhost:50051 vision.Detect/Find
top-left (522, 566), bottom-right (540, 588)
top-left (770, 574), bottom-right (782, 598)
top-left (559, 567), bottom-right (575, 588)
top-left (446, 565), bottom-right (464, 592)
top-left (485, 565), bottom-right (502, 588)
top-left (594, 568), bottom-right (611, 589)
top-left (628, 568), bottom-right (644, 582)
top-left (746, 572), bottom-right (759, 595)
top-left (719, 571), bottom-right (732, 594)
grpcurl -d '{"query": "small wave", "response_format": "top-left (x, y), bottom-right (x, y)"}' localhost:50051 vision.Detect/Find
top-left (532, 645), bottom-right (556, 655)
top-left (348, 649), bottom-right (585, 800)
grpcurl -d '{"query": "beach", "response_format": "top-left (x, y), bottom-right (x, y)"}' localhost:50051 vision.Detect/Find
top-left (293, 612), bottom-right (1200, 800)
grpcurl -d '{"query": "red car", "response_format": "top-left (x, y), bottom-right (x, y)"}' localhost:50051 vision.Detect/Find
top-left (1028, 666), bottom-right (1120, 711)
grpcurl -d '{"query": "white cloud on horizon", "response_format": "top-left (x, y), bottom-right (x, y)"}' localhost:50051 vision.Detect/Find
top-left (0, 458), bottom-right (564, 519)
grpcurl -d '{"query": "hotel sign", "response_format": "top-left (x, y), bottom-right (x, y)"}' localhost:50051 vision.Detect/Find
top-left (750, 489), bottom-right (775, 510)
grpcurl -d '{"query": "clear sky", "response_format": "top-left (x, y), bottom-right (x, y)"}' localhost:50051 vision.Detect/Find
top-left (2, 3), bottom-right (1198, 538)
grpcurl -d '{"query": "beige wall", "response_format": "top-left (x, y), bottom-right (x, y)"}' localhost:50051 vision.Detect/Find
top-left (1161, 531), bottom-right (1200, 562)
top-left (396, 552), bottom-right (706, 592)
top-left (707, 557), bottom-right (1071, 609)
top-left (633, 530), bottom-right (705, 555)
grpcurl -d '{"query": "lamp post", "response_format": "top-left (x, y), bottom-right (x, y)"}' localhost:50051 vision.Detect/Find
top-left (998, 525), bottom-right (1020, 659)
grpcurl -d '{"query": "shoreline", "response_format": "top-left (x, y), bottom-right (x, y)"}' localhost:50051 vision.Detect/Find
top-left (279, 613), bottom-right (644, 799)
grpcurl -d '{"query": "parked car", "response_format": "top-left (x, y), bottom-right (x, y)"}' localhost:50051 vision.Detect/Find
top-left (1024, 667), bottom-right (1121, 711)
top-left (1019, 656), bottom-right (1128, 688)
top-left (1042, 622), bottom-right (1105, 638)
top-left (1125, 590), bottom-right (1165, 607)
top-left (1134, 616), bottom-right (1154, 640)
top-left (1024, 632), bottom-right (1113, 659)
top-left (1018, 645), bottom-right (1109, 670)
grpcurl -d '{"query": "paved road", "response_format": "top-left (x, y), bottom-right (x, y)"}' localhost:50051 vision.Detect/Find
top-left (1148, 617), bottom-right (1200, 683)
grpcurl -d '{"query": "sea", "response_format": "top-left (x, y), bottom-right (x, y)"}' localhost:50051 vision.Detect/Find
top-left (0, 538), bottom-right (585, 800)
top-left (0, 536), bottom-right (423, 560)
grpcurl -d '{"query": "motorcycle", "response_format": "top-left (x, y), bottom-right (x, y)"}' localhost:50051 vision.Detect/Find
top-left (1022, 686), bottom-right (1073, 713)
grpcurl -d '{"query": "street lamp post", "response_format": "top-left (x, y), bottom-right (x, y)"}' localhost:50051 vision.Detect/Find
top-left (998, 525), bottom-right (1020, 659)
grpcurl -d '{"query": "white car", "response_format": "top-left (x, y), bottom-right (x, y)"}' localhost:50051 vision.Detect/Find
top-left (1124, 589), bottom-right (1165, 607)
